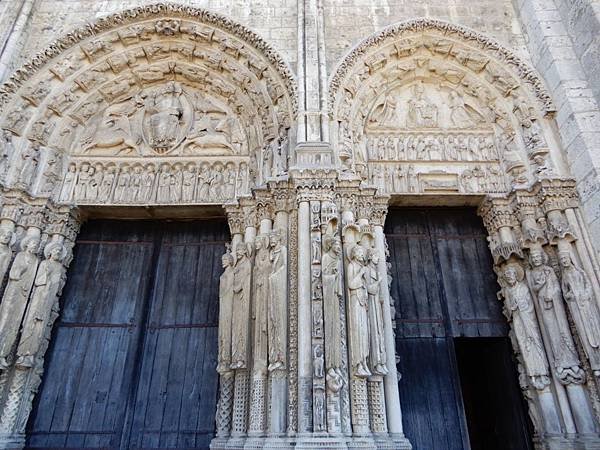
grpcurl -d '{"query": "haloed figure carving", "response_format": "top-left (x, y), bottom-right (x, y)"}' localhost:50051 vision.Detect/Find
top-left (366, 248), bottom-right (387, 376)
top-left (501, 263), bottom-right (550, 389)
top-left (558, 248), bottom-right (600, 377)
top-left (253, 235), bottom-right (271, 368)
top-left (16, 242), bottom-right (65, 368)
top-left (0, 235), bottom-right (40, 370)
top-left (231, 244), bottom-right (252, 369)
top-left (526, 246), bottom-right (584, 384)
top-left (347, 244), bottom-right (370, 378)
top-left (268, 230), bottom-right (287, 371)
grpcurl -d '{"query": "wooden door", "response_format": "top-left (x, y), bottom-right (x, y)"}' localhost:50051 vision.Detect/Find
top-left (26, 220), bottom-right (227, 449)
top-left (386, 208), bottom-right (532, 450)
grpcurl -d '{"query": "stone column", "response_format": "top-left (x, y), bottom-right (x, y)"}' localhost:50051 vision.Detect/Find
top-left (297, 196), bottom-right (312, 434)
top-left (0, 202), bottom-right (80, 449)
top-left (371, 200), bottom-right (412, 449)
top-left (267, 189), bottom-right (291, 440)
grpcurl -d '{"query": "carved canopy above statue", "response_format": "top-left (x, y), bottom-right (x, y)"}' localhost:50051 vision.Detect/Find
top-left (0, 3), bottom-right (297, 206)
top-left (329, 19), bottom-right (562, 198)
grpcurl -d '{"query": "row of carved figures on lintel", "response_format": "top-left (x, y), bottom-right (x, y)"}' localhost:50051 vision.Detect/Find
top-left (369, 162), bottom-right (508, 194)
top-left (366, 132), bottom-right (498, 162)
top-left (0, 225), bottom-right (70, 380)
top-left (497, 241), bottom-right (600, 392)
top-left (58, 160), bottom-right (252, 204)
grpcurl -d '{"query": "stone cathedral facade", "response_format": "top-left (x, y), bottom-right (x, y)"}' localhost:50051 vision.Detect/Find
top-left (0, 0), bottom-right (599, 449)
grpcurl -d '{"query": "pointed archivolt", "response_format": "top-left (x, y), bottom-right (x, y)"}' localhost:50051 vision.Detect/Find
top-left (328, 18), bottom-right (563, 197)
top-left (0, 3), bottom-right (297, 206)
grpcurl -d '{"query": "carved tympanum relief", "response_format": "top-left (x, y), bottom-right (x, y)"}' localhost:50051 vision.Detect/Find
top-left (331, 22), bottom-right (560, 196)
top-left (0, 6), bottom-right (296, 206)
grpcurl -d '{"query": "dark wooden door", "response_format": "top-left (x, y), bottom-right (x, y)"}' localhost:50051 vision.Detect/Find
top-left (26, 220), bottom-right (227, 449)
top-left (386, 208), bottom-right (532, 450)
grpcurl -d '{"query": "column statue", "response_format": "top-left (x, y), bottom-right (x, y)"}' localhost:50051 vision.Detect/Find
top-left (500, 263), bottom-right (550, 389)
top-left (558, 247), bottom-right (600, 377)
top-left (0, 226), bottom-right (15, 285)
top-left (253, 235), bottom-right (271, 368)
top-left (0, 235), bottom-right (40, 370)
top-left (218, 249), bottom-right (234, 373)
top-left (268, 230), bottom-right (287, 371)
top-left (526, 245), bottom-right (584, 384)
top-left (366, 248), bottom-right (387, 376)
top-left (322, 234), bottom-right (343, 377)
top-left (347, 244), bottom-right (371, 378)
top-left (231, 243), bottom-right (252, 370)
top-left (16, 242), bottom-right (65, 368)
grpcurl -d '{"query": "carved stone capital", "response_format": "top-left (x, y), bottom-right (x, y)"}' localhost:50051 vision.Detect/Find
top-left (44, 206), bottom-right (81, 241)
top-left (478, 197), bottom-right (519, 233)
top-left (225, 206), bottom-right (245, 235)
top-left (535, 178), bottom-right (579, 213)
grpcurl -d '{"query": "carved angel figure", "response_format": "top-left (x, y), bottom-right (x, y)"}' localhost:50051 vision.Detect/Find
top-left (231, 244), bottom-right (252, 369)
top-left (366, 249), bottom-right (387, 375)
top-left (0, 235), bottom-right (40, 370)
top-left (500, 263), bottom-right (550, 389)
top-left (16, 242), bottom-right (65, 368)
top-left (268, 231), bottom-right (287, 371)
top-left (369, 93), bottom-right (398, 127)
top-left (448, 91), bottom-right (478, 128)
top-left (558, 250), bottom-right (600, 376)
top-left (217, 250), bottom-right (234, 373)
top-left (347, 244), bottom-right (371, 378)
top-left (526, 246), bottom-right (584, 384)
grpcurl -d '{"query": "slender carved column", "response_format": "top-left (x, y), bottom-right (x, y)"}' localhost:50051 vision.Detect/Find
top-left (0, 203), bottom-right (80, 449)
top-left (297, 195), bottom-right (312, 434)
top-left (372, 199), bottom-right (412, 449)
top-left (267, 189), bottom-right (290, 438)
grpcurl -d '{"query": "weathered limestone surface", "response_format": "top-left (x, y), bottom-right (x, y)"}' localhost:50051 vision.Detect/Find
top-left (0, 1), bottom-right (598, 450)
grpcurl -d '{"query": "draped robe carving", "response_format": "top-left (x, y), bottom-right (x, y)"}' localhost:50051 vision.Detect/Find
top-left (526, 248), bottom-right (583, 384)
top-left (0, 228), bottom-right (14, 286)
top-left (558, 251), bottom-right (600, 376)
top-left (347, 245), bottom-right (370, 378)
top-left (501, 264), bottom-right (549, 389)
top-left (253, 235), bottom-right (271, 370)
top-left (16, 243), bottom-right (65, 368)
top-left (268, 232), bottom-right (287, 371)
top-left (322, 235), bottom-right (343, 375)
top-left (0, 236), bottom-right (40, 369)
top-left (218, 251), bottom-right (234, 373)
top-left (366, 249), bottom-right (387, 376)
top-left (231, 245), bottom-right (252, 369)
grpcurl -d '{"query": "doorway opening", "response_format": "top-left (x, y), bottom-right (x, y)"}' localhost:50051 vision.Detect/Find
top-left (26, 219), bottom-right (228, 449)
top-left (386, 207), bottom-right (534, 450)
